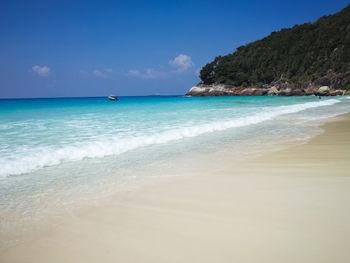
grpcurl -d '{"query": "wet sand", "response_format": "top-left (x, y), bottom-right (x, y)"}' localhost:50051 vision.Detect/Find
top-left (2, 114), bottom-right (350, 263)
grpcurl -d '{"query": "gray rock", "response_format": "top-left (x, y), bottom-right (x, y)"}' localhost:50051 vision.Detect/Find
top-left (240, 88), bottom-right (268, 96)
top-left (330, 90), bottom-right (345, 96)
top-left (185, 84), bottom-right (234, 97)
top-left (316, 86), bottom-right (330, 96)
top-left (278, 88), bottom-right (292, 96)
top-left (267, 86), bottom-right (279, 96)
top-left (290, 89), bottom-right (305, 96)
top-left (185, 76), bottom-right (350, 97)
top-left (241, 88), bottom-right (256, 96)
top-left (304, 85), bottom-right (318, 96)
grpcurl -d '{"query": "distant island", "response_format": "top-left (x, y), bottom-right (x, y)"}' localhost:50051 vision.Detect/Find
top-left (186, 4), bottom-right (350, 97)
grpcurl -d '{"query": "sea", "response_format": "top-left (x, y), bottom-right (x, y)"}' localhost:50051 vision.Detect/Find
top-left (1, 95), bottom-right (350, 247)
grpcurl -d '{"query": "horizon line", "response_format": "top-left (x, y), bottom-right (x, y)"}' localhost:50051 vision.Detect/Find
top-left (0, 94), bottom-right (183, 100)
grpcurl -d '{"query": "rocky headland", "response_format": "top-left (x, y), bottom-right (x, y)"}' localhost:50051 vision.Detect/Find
top-left (188, 4), bottom-right (350, 97)
top-left (186, 74), bottom-right (350, 97)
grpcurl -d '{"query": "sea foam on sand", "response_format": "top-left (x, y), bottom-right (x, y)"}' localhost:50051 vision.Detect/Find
top-left (2, 113), bottom-right (350, 263)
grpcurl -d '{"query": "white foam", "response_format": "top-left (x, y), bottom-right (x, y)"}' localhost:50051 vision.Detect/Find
top-left (0, 99), bottom-right (342, 178)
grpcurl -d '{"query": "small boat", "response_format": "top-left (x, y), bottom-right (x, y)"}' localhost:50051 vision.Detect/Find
top-left (108, 95), bottom-right (119, 101)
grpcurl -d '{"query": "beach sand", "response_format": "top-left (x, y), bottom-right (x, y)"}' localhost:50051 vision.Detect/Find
top-left (2, 114), bottom-right (350, 263)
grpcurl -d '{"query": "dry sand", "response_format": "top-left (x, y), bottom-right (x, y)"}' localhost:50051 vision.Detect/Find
top-left (2, 114), bottom-right (350, 263)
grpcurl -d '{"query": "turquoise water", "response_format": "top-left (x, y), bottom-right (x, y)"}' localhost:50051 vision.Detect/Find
top-left (1, 95), bottom-right (350, 246)
top-left (1, 95), bottom-right (349, 178)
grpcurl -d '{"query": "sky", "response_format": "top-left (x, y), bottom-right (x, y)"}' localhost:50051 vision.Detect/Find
top-left (0, 0), bottom-right (349, 98)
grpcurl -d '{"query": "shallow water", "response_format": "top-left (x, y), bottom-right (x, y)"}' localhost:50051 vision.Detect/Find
top-left (1, 95), bottom-right (350, 247)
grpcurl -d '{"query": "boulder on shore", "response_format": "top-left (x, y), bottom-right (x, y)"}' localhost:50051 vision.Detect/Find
top-left (241, 88), bottom-right (268, 96)
top-left (290, 89), bottom-right (305, 96)
top-left (304, 86), bottom-right (318, 96)
top-left (185, 82), bottom-right (348, 97)
top-left (241, 88), bottom-right (254, 96)
top-left (185, 85), bottom-right (235, 97)
top-left (330, 90), bottom-right (345, 96)
top-left (316, 86), bottom-right (330, 96)
top-left (278, 88), bottom-right (292, 96)
top-left (267, 86), bottom-right (279, 96)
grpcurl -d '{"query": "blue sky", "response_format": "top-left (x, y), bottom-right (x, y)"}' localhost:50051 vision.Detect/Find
top-left (0, 0), bottom-right (349, 98)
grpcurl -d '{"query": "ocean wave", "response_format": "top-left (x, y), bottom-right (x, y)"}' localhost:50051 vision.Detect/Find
top-left (0, 99), bottom-right (341, 178)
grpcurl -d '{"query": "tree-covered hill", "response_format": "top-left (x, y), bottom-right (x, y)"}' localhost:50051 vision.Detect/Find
top-left (200, 4), bottom-right (350, 88)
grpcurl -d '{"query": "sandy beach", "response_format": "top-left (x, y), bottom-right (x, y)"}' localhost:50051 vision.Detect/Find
top-left (2, 1), bottom-right (350, 262)
top-left (2, 113), bottom-right (350, 263)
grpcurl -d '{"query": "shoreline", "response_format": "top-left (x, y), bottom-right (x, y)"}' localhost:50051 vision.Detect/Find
top-left (2, 113), bottom-right (350, 262)
top-left (185, 84), bottom-right (350, 97)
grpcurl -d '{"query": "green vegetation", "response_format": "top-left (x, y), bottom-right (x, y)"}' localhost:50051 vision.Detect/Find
top-left (200, 4), bottom-right (350, 87)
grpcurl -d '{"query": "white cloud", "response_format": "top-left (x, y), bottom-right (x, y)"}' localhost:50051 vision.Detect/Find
top-left (169, 54), bottom-right (194, 72)
top-left (127, 70), bottom-right (141, 77)
top-left (32, 65), bottom-right (50, 77)
top-left (92, 69), bottom-right (115, 78)
top-left (127, 69), bottom-right (166, 79)
top-left (93, 69), bottom-right (108, 78)
top-left (127, 54), bottom-right (194, 80)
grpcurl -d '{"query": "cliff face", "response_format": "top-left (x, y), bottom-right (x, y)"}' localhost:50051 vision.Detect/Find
top-left (188, 4), bottom-right (350, 97)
